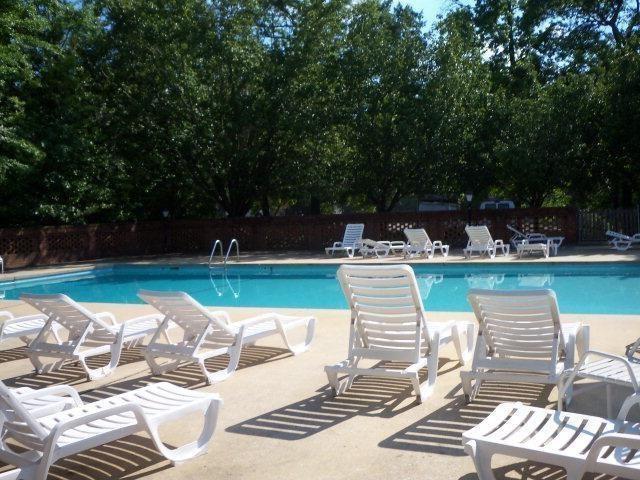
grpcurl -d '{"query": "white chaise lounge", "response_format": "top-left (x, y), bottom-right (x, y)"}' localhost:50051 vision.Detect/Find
top-left (21, 293), bottom-right (165, 380)
top-left (463, 226), bottom-right (509, 259)
top-left (138, 290), bottom-right (316, 384)
top-left (325, 223), bottom-right (365, 258)
top-left (0, 380), bottom-right (221, 480)
top-left (558, 336), bottom-right (640, 416)
top-left (403, 228), bottom-right (449, 258)
top-left (607, 230), bottom-right (640, 251)
top-left (324, 265), bottom-right (475, 402)
top-left (0, 311), bottom-right (61, 346)
top-left (461, 289), bottom-right (589, 403)
top-left (463, 395), bottom-right (640, 480)
top-left (508, 224), bottom-right (564, 256)
top-left (359, 239), bottom-right (405, 258)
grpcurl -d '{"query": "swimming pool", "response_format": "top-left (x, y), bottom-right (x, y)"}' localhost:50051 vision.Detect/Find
top-left (1, 263), bottom-right (639, 314)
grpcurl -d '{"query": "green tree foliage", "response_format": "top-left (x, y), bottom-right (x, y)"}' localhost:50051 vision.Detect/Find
top-left (0, 0), bottom-right (639, 226)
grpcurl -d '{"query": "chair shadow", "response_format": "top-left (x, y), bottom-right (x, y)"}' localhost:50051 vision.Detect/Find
top-left (38, 437), bottom-right (171, 480)
top-left (226, 357), bottom-right (460, 441)
top-left (81, 345), bottom-right (290, 401)
top-left (4, 345), bottom-right (288, 393)
top-left (458, 460), bottom-right (616, 480)
top-left (0, 346), bottom-right (28, 363)
top-left (2, 346), bottom-right (150, 390)
top-left (379, 381), bottom-right (554, 457)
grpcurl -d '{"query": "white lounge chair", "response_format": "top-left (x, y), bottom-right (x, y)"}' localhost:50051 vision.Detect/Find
top-left (0, 256), bottom-right (3, 274)
top-left (324, 265), bottom-right (475, 402)
top-left (21, 293), bottom-right (165, 380)
top-left (461, 289), bottom-right (589, 403)
top-left (464, 273), bottom-right (505, 290)
top-left (517, 273), bottom-right (554, 287)
top-left (516, 240), bottom-right (550, 258)
top-left (463, 226), bottom-right (509, 259)
top-left (403, 228), bottom-right (449, 258)
top-left (508, 225), bottom-right (564, 256)
top-left (463, 395), bottom-right (640, 480)
top-left (0, 380), bottom-right (221, 479)
top-left (606, 230), bottom-right (640, 251)
top-left (0, 311), bottom-right (61, 346)
top-left (325, 223), bottom-right (365, 258)
top-left (359, 239), bottom-right (405, 258)
top-left (138, 290), bottom-right (316, 384)
top-left (558, 336), bottom-right (640, 416)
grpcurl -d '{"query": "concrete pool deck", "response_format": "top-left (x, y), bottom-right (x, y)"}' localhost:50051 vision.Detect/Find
top-left (0, 299), bottom-right (637, 479)
top-left (0, 248), bottom-right (638, 478)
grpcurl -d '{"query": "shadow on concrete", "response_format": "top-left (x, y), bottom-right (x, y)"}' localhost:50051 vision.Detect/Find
top-left (226, 357), bottom-right (460, 440)
top-left (457, 460), bottom-right (615, 480)
top-left (379, 381), bottom-right (554, 457)
top-left (2, 344), bottom-right (288, 393)
top-left (0, 346), bottom-right (28, 363)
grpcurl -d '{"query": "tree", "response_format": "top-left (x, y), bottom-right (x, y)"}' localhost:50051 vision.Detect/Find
top-left (338, 0), bottom-right (430, 212)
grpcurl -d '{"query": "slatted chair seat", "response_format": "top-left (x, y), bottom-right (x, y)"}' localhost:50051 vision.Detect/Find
top-left (325, 265), bottom-right (475, 403)
top-left (138, 291), bottom-right (316, 385)
top-left (0, 312), bottom-right (63, 346)
top-left (463, 397), bottom-right (640, 480)
top-left (558, 337), bottom-right (640, 417)
top-left (20, 294), bottom-right (165, 381)
top-left (461, 289), bottom-right (589, 403)
top-left (0, 380), bottom-right (220, 479)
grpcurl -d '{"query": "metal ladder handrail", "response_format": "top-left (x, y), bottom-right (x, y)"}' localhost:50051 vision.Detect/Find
top-left (224, 239), bottom-right (239, 265)
top-left (208, 239), bottom-right (224, 267)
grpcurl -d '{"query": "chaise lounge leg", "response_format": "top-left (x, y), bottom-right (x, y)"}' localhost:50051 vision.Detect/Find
top-left (275, 317), bottom-right (316, 355)
top-left (452, 323), bottom-right (476, 366)
top-left (145, 353), bottom-right (184, 376)
top-left (469, 443), bottom-right (496, 480)
top-left (202, 339), bottom-right (244, 385)
top-left (80, 340), bottom-right (123, 381)
top-left (146, 398), bottom-right (221, 465)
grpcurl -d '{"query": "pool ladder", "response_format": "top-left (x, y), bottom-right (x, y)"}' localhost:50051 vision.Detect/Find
top-left (208, 239), bottom-right (240, 269)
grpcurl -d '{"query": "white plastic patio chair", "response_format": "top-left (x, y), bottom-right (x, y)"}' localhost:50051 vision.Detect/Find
top-left (606, 230), bottom-right (640, 251)
top-left (507, 224), bottom-right (564, 255)
top-left (461, 289), bottom-right (589, 403)
top-left (557, 336), bottom-right (640, 417)
top-left (325, 265), bottom-right (475, 402)
top-left (358, 239), bottom-right (404, 258)
top-left (464, 273), bottom-right (505, 290)
top-left (463, 394), bottom-right (640, 480)
top-left (0, 311), bottom-right (62, 346)
top-left (21, 293), bottom-right (165, 380)
top-left (0, 380), bottom-right (221, 480)
top-left (403, 228), bottom-right (449, 259)
top-left (325, 223), bottom-right (365, 258)
top-left (463, 226), bottom-right (509, 259)
top-left (138, 290), bottom-right (316, 384)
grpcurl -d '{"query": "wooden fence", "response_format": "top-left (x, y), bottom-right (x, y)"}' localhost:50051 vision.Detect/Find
top-left (578, 207), bottom-right (640, 242)
top-left (0, 207), bottom-right (577, 269)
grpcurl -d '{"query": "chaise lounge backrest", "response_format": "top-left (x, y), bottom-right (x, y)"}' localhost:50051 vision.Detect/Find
top-left (0, 380), bottom-right (49, 452)
top-left (404, 228), bottom-right (431, 248)
top-left (21, 293), bottom-right (114, 345)
top-left (467, 289), bottom-right (564, 374)
top-left (138, 290), bottom-right (238, 350)
top-left (341, 224), bottom-right (365, 247)
top-left (337, 265), bottom-right (430, 364)
top-left (465, 225), bottom-right (495, 248)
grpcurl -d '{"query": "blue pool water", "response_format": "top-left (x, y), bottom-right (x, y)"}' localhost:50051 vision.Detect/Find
top-left (1, 263), bottom-right (640, 314)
